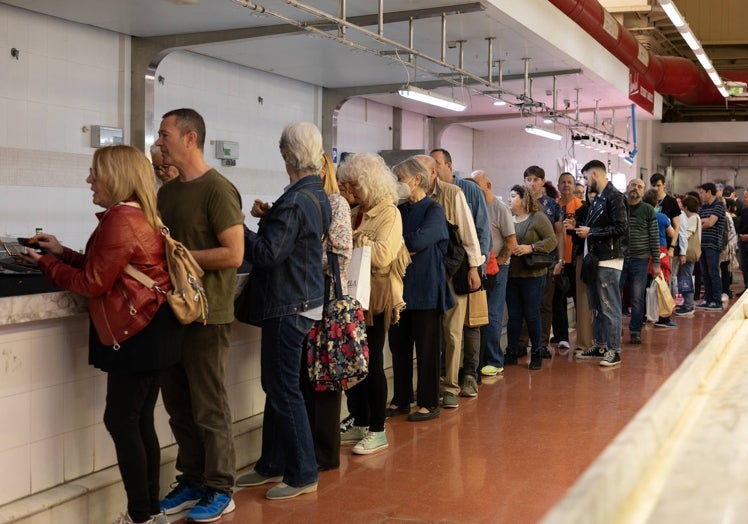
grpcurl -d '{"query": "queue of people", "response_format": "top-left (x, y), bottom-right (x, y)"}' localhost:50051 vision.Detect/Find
top-left (16, 108), bottom-right (743, 523)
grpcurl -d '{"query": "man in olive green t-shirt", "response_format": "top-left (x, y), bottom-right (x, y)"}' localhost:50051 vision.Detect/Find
top-left (155, 108), bottom-right (244, 522)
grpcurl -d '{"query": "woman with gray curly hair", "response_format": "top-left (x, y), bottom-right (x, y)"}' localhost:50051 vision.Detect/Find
top-left (337, 153), bottom-right (410, 455)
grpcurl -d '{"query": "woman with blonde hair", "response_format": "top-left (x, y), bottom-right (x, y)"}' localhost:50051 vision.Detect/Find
top-left (337, 153), bottom-right (410, 454)
top-left (20, 145), bottom-right (181, 524)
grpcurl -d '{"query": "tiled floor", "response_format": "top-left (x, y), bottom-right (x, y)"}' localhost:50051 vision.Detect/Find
top-left (169, 302), bottom-right (727, 524)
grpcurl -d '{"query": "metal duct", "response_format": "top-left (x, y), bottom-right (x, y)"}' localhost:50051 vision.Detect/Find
top-left (548, 0), bottom-right (724, 105)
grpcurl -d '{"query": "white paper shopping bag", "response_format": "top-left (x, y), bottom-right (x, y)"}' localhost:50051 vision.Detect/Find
top-left (347, 245), bottom-right (371, 310)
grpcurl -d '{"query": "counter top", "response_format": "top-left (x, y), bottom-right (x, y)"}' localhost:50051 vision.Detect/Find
top-left (0, 274), bottom-right (249, 327)
top-left (0, 291), bottom-right (87, 326)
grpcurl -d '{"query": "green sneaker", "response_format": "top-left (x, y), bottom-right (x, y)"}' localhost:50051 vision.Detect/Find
top-left (441, 392), bottom-right (459, 409)
top-left (352, 430), bottom-right (388, 455)
top-left (480, 365), bottom-right (504, 376)
top-left (340, 425), bottom-right (368, 444)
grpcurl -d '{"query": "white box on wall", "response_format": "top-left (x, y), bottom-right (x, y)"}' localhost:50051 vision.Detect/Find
top-left (90, 126), bottom-right (123, 148)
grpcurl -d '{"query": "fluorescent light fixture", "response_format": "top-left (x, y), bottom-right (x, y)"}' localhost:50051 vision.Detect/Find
top-left (706, 70), bottom-right (722, 85)
top-left (681, 30), bottom-right (700, 51)
top-left (493, 98), bottom-right (507, 106)
top-left (525, 124), bottom-right (562, 141)
top-left (398, 86), bottom-right (466, 112)
top-left (543, 117), bottom-right (554, 124)
top-left (694, 51), bottom-right (712, 70)
top-left (658, 0), bottom-right (727, 99)
top-left (660, 1), bottom-right (685, 27)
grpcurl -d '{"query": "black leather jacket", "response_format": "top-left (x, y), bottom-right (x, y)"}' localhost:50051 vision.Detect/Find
top-left (583, 183), bottom-right (627, 261)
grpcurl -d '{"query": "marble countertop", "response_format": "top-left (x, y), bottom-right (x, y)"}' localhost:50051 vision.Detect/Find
top-left (0, 274), bottom-right (249, 327)
top-left (0, 291), bottom-right (88, 326)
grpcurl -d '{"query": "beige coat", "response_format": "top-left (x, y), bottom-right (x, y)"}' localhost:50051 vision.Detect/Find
top-left (350, 200), bottom-right (411, 328)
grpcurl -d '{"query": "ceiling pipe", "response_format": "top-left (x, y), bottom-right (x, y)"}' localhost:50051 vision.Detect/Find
top-left (548, 0), bottom-right (724, 106)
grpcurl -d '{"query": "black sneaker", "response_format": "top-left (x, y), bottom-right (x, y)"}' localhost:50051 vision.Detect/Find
top-left (340, 414), bottom-right (355, 433)
top-left (629, 332), bottom-right (642, 344)
top-left (540, 346), bottom-right (552, 359)
top-left (599, 350), bottom-right (621, 367)
top-left (504, 354), bottom-right (518, 366)
top-left (575, 346), bottom-right (606, 360)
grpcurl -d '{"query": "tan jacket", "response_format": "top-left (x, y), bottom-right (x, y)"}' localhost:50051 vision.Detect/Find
top-left (351, 200), bottom-right (411, 328)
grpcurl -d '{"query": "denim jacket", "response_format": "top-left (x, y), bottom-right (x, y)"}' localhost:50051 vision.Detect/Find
top-left (244, 175), bottom-right (331, 322)
top-left (584, 182), bottom-right (628, 261)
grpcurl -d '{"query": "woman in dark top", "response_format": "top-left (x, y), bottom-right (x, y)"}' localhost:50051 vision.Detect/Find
top-left (388, 157), bottom-right (454, 422)
top-left (504, 184), bottom-right (557, 370)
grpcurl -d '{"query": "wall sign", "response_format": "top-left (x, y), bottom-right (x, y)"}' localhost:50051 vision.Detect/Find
top-left (629, 69), bottom-right (655, 114)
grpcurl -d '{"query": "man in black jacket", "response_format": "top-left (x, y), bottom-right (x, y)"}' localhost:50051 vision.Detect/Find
top-left (574, 160), bottom-right (628, 367)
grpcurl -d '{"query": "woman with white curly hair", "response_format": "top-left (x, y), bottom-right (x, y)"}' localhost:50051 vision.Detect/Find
top-left (337, 153), bottom-right (410, 455)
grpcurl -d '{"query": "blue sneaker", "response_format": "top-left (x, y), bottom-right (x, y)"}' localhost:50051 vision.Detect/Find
top-left (160, 482), bottom-right (204, 515)
top-left (185, 489), bottom-right (235, 523)
top-left (654, 319), bottom-right (677, 328)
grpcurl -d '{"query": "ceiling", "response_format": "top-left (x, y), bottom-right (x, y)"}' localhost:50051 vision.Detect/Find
top-left (3, 0), bottom-right (746, 134)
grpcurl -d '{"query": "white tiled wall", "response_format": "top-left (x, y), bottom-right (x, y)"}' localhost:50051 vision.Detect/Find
top-left (0, 315), bottom-right (264, 507)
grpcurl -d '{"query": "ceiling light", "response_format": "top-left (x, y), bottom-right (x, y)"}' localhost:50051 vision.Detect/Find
top-left (707, 70), bottom-right (722, 85)
top-left (657, 0), bottom-right (727, 100)
top-left (694, 51), bottom-right (712, 71)
top-left (543, 117), bottom-right (554, 124)
top-left (659, 1), bottom-right (685, 27)
top-left (398, 86), bottom-right (466, 112)
top-left (681, 30), bottom-right (700, 51)
top-left (525, 124), bottom-right (562, 141)
top-left (493, 98), bottom-right (507, 106)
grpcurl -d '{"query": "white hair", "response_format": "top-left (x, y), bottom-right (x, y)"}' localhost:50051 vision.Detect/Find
top-left (279, 121), bottom-right (324, 174)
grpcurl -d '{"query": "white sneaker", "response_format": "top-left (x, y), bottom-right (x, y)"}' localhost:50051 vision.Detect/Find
top-left (722, 293), bottom-right (729, 303)
top-left (113, 513), bottom-right (166, 524)
top-left (558, 341), bottom-right (570, 349)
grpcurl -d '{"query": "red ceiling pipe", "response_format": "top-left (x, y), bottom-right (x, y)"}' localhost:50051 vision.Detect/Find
top-left (548, 0), bottom-right (722, 105)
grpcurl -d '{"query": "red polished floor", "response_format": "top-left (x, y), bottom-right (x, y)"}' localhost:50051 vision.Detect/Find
top-left (171, 303), bottom-right (727, 524)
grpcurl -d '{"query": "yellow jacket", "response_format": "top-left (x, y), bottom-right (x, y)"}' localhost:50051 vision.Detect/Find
top-left (351, 200), bottom-right (411, 328)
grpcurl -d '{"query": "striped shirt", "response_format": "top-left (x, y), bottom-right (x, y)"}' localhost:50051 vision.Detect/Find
top-left (625, 202), bottom-right (660, 260)
top-left (699, 199), bottom-right (725, 250)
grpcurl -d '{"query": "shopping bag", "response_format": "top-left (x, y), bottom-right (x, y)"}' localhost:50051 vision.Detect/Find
top-left (646, 280), bottom-right (659, 322)
top-left (347, 245), bottom-right (371, 310)
top-left (677, 274), bottom-right (694, 295)
top-left (307, 254), bottom-right (369, 391)
top-left (655, 275), bottom-right (676, 317)
top-left (465, 288), bottom-right (489, 327)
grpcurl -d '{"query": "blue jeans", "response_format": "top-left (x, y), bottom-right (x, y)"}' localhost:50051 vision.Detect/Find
top-left (482, 266), bottom-right (509, 367)
top-left (700, 247), bottom-right (721, 304)
top-left (586, 266), bottom-right (622, 351)
top-left (255, 315), bottom-right (318, 487)
top-left (620, 257), bottom-right (649, 334)
top-left (679, 261), bottom-right (695, 308)
top-left (506, 276), bottom-right (546, 356)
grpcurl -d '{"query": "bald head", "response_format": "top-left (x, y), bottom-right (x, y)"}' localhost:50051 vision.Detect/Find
top-left (470, 169), bottom-right (488, 185)
top-left (470, 170), bottom-right (495, 202)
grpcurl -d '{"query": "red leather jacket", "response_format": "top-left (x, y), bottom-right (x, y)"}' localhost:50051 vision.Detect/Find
top-left (38, 203), bottom-right (171, 347)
